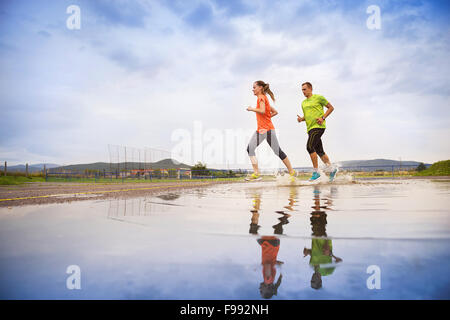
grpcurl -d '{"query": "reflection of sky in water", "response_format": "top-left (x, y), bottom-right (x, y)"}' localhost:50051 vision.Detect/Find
top-left (0, 180), bottom-right (449, 299)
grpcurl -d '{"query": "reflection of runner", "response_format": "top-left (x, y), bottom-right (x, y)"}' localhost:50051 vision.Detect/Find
top-left (303, 239), bottom-right (342, 289)
top-left (249, 189), bottom-right (295, 235)
top-left (297, 82), bottom-right (337, 182)
top-left (246, 80), bottom-right (295, 181)
top-left (257, 236), bottom-right (283, 299)
top-left (249, 193), bottom-right (261, 234)
top-left (303, 187), bottom-right (342, 289)
top-left (273, 187), bottom-right (297, 234)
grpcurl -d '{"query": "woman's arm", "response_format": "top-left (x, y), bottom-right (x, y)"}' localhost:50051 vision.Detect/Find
top-left (246, 98), bottom-right (265, 114)
top-left (270, 106), bottom-right (278, 117)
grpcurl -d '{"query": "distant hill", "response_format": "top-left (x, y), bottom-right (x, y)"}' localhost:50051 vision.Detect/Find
top-left (336, 159), bottom-right (431, 171)
top-left (293, 159), bottom-right (431, 172)
top-left (47, 159), bottom-right (192, 172)
top-left (6, 163), bottom-right (60, 173)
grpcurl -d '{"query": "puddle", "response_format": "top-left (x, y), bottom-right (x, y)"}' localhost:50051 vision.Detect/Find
top-left (0, 179), bottom-right (449, 299)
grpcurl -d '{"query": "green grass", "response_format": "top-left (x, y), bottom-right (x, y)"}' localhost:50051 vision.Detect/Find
top-left (44, 176), bottom-right (244, 184)
top-left (0, 176), bottom-right (46, 185)
top-left (415, 160), bottom-right (450, 176)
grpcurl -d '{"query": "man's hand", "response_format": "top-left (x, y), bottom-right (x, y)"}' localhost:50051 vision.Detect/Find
top-left (297, 115), bottom-right (304, 122)
top-left (316, 117), bottom-right (324, 125)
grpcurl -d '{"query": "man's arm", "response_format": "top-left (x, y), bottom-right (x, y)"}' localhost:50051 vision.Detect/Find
top-left (317, 102), bottom-right (334, 125)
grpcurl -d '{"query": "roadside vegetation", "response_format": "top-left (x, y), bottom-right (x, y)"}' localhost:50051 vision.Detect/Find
top-left (414, 160), bottom-right (450, 176)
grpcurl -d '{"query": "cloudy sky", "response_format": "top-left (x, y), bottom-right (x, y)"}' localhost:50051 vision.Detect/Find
top-left (0, 0), bottom-right (449, 168)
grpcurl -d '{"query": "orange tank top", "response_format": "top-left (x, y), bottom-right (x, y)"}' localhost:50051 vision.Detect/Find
top-left (256, 95), bottom-right (275, 134)
top-left (259, 236), bottom-right (280, 284)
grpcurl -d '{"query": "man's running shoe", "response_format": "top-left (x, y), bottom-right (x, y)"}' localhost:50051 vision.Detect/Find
top-left (329, 168), bottom-right (338, 182)
top-left (309, 172), bottom-right (320, 181)
top-left (245, 173), bottom-right (262, 181)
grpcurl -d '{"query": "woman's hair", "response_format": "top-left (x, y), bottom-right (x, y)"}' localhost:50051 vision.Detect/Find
top-left (255, 80), bottom-right (275, 102)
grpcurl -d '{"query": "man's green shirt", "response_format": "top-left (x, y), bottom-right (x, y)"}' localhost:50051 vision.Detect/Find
top-left (301, 94), bottom-right (328, 132)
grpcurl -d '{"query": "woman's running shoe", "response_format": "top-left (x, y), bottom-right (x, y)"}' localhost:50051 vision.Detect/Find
top-left (245, 173), bottom-right (262, 181)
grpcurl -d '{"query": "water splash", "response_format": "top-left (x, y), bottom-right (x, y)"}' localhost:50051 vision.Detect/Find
top-left (275, 168), bottom-right (354, 186)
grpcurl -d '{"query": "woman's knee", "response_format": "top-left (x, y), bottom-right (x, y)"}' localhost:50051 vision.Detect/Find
top-left (247, 145), bottom-right (256, 156)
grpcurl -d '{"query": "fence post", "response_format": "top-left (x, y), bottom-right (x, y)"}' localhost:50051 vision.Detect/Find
top-left (392, 165), bottom-right (394, 177)
top-left (4, 161), bottom-right (6, 176)
top-left (26, 163), bottom-right (29, 178)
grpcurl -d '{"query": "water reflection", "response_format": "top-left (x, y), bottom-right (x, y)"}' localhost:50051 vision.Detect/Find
top-left (249, 187), bottom-right (298, 236)
top-left (303, 186), bottom-right (343, 290)
top-left (156, 193), bottom-right (181, 201)
top-left (274, 187), bottom-right (298, 235)
top-left (249, 192), bottom-right (261, 234)
top-left (249, 188), bottom-right (299, 298)
top-left (107, 195), bottom-right (174, 220)
top-left (257, 236), bottom-right (283, 299)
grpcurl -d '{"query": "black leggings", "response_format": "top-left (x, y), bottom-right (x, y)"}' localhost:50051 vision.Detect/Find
top-left (247, 130), bottom-right (287, 160)
top-left (307, 128), bottom-right (325, 157)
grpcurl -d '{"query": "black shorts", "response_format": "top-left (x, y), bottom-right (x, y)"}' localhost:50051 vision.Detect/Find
top-left (306, 128), bottom-right (325, 156)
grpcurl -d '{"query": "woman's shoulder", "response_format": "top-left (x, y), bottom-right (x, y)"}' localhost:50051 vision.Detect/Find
top-left (260, 94), bottom-right (270, 104)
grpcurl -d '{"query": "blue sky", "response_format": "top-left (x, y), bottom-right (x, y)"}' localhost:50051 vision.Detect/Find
top-left (0, 0), bottom-right (449, 167)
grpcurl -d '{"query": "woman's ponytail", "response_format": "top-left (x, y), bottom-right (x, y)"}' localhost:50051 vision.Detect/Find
top-left (255, 80), bottom-right (275, 102)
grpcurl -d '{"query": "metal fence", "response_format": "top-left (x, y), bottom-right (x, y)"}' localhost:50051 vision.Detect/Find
top-left (44, 168), bottom-right (240, 182)
top-left (43, 164), bottom-right (423, 182)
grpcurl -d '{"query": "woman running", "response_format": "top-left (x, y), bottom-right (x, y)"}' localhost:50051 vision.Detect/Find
top-left (246, 80), bottom-right (296, 181)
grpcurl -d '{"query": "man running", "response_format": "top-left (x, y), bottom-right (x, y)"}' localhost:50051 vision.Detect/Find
top-left (297, 82), bottom-right (337, 181)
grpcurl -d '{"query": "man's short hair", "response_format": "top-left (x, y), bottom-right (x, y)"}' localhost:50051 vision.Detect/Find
top-left (302, 82), bottom-right (313, 90)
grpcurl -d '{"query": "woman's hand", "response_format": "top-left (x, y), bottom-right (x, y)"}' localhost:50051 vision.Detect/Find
top-left (246, 106), bottom-right (253, 112)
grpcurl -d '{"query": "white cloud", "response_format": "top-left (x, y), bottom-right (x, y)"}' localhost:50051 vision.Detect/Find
top-left (0, 0), bottom-right (449, 167)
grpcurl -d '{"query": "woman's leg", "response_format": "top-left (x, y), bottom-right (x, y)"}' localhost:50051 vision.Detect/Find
top-left (247, 131), bottom-right (266, 175)
top-left (267, 130), bottom-right (295, 175)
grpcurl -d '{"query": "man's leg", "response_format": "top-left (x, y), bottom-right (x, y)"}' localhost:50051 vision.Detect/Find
top-left (307, 129), bottom-right (323, 181)
top-left (320, 154), bottom-right (331, 167)
top-left (316, 140), bottom-right (337, 180)
top-left (310, 152), bottom-right (319, 169)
